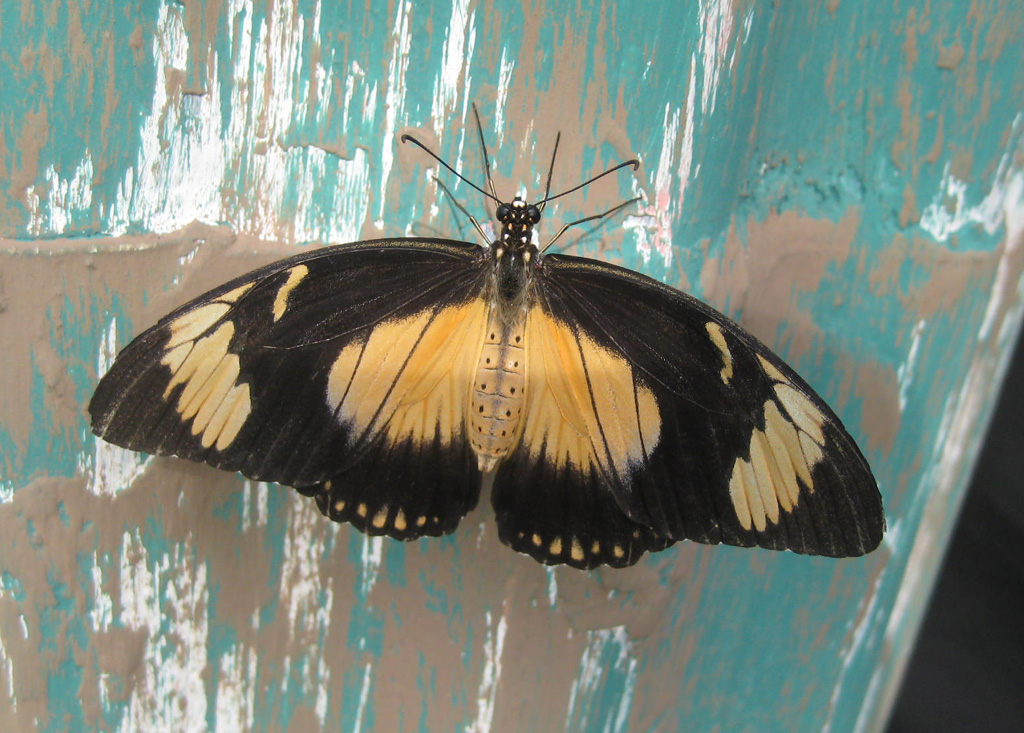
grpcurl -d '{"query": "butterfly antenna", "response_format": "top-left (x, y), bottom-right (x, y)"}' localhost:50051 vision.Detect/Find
top-left (539, 132), bottom-right (561, 213)
top-left (401, 133), bottom-right (500, 204)
top-left (471, 104), bottom-right (500, 202)
top-left (541, 196), bottom-right (642, 253)
top-left (433, 175), bottom-right (491, 244)
top-left (536, 158), bottom-right (639, 208)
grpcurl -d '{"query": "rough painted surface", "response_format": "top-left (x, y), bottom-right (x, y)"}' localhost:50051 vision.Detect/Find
top-left (1, 0), bottom-right (1022, 730)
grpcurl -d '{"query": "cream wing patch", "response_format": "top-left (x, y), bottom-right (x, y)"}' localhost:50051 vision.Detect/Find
top-left (325, 301), bottom-right (489, 447)
top-left (519, 307), bottom-right (661, 479)
top-left (160, 285), bottom-right (255, 451)
top-left (728, 355), bottom-right (829, 531)
top-left (705, 321), bottom-right (734, 383)
top-left (273, 265), bottom-right (309, 321)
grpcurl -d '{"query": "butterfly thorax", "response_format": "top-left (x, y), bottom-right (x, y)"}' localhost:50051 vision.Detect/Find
top-left (491, 196), bottom-right (540, 315)
top-left (467, 197), bottom-right (540, 472)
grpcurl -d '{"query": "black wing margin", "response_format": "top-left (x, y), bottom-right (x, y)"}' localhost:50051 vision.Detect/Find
top-left (90, 238), bottom-right (489, 540)
top-left (493, 253), bottom-right (883, 565)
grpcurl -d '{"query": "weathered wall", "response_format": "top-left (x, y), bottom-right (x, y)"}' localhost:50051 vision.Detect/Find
top-left (1, 1), bottom-right (1022, 730)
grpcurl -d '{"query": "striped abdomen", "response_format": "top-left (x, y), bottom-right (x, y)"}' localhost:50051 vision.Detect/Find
top-left (469, 313), bottom-right (526, 472)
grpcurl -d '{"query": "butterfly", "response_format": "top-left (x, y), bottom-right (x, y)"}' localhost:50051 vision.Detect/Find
top-left (89, 117), bottom-right (884, 570)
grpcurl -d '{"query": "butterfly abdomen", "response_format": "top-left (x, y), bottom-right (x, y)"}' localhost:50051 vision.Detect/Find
top-left (469, 312), bottom-right (527, 472)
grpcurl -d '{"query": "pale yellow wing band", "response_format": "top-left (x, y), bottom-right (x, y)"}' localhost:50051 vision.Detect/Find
top-left (519, 306), bottom-right (661, 482)
top-left (325, 300), bottom-right (489, 449)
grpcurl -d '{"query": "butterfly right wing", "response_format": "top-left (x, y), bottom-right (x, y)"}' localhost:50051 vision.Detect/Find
top-left (90, 238), bottom-right (491, 539)
top-left (490, 253), bottom-right (883, 569)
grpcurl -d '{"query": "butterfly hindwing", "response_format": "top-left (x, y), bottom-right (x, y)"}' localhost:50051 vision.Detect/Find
top-left (489, 254), bottom-right (883, 566)
top-left (90, 238), bottom-right (490, 537)
top-left (493, 445), bottom-right (674, 570)
top-left (297, 430), bottom-right (480, 540)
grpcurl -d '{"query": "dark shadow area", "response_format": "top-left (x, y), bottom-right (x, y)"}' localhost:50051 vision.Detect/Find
top-left (888, 330), bottom-right (1024, 731)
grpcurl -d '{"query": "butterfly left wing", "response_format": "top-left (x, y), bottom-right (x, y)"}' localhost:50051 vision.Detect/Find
top-left (90, 238), bottom-right (491, 539)
top-left (491, 253), bottom-right (884, 569)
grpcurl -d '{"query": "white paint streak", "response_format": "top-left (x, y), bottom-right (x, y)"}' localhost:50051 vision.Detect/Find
top-left (920, 113), bottom-right (1023, 244)
top-left (657, 105), bottom-right (682, 222)
top-left (107, 2), bottom-right (225, 236)
top-left (360, 535), bottom-right (384, 597)
top-left (293, 143), bottom-right (372, 244)
top-left (431, 0), bottom-right (476, 133)
top-left (697, 0), bottom-right (735, 114)
top-left (315, 646), bottom-right (331, 725)
top-left (279, 500), bottom-right (334, 634)
top-left (896, 319), bottom-right (926, 411)
top-left (118, 528), bottom-right (210, 730)
top-left (278, 499), bottom-right (335, 725)
top-left (240, 480), bottom-right (270, 531)
top-left (467, 608), bottom-right (508, 733)
top-left (341, 61), bottom-right (363, 135)
top-left (89, 552), bottom-right (113, 632)
top-left (823, 571), bottom-right (885, 732)
top-left (741, 7), bottom-right (754, 42)
top-left (545, 566), bottom-right (558, 607)
top-left (625, 95), bottom-right (684, 268)
top-left (377, 0), bottom-right (413, 225)
top-left (86, 319), bottom-right (152, 497)
top-left (0, 603), bottom-right (16, 711)
top-left (25, 153), bottom-right (94, 236)
top-left (565, 626), bottom-right (639, 733)
top-left (177, 241), bottom-right (202, 268)
top-left (215, 645), bottom-right (258, 733)
top-left (678, 57), bottom-right (698, 208)
top-left (980, 170), bottom-right (1024, 343)
top-left (353, 662), bottom-right (373, 733)
top-left (494, 48), bottom-right (515, 148)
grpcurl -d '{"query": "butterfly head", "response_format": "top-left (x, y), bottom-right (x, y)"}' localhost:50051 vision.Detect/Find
top-left (492, 196), bottom-right (540, 307)
top-left (495, 196), bottom-right (542, 248)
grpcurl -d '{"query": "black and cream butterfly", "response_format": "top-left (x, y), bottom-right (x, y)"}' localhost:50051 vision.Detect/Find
top-left (90, 123), bottom-right (884, 570)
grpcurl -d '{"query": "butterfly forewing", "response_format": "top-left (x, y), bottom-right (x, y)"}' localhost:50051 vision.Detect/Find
top-left (90, 239), bottom-right (491, 538)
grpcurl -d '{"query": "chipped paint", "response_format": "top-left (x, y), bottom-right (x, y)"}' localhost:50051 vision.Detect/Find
top-left (118, 529), bottom-right (211, 729)
top-left (565, 626), bottom-right (638, 733)
top-left (84, 320), bottom-right (152, 497)
top-left (920, 114), bottom-right (1023, 243)
top-left (467, 607), bottom-right (507, 733)
top-left (896, 319), bottom-right (926, 412)
top-left (697, 0), bottom-right (736, 114)
top-left (494, 48), bottom-right (516, 149)
top-left (432, 0), bottom-right (476, 134)
top-left (378, 0), bottom-right (413, 226)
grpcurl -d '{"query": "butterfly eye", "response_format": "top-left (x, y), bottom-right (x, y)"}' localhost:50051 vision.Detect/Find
top-left (496, 203), bottom-right (510, 221)
top-left (528, 205), bottom-right (541, 224)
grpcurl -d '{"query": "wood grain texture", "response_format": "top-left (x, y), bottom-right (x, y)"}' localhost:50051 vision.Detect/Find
top-left (1, 0), bottom-right (1023, 730)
